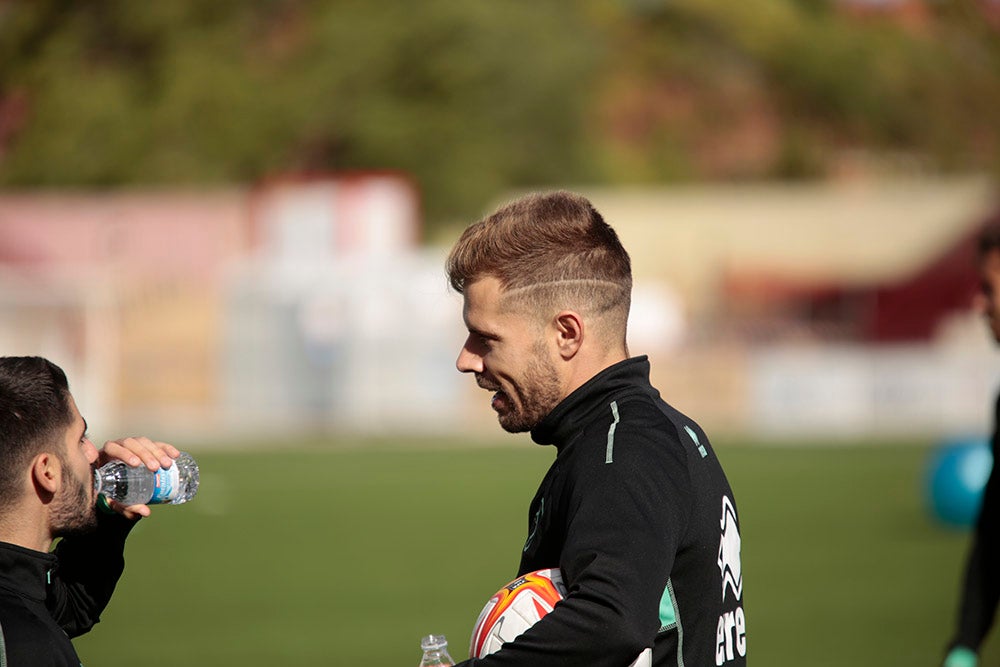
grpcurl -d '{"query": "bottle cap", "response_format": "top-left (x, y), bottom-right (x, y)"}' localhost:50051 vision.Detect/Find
top-left (420, 635), bottom-right (448, 651)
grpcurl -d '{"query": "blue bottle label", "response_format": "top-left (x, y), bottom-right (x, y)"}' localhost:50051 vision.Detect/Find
top-left (149, 466), bottom-right (180, 504)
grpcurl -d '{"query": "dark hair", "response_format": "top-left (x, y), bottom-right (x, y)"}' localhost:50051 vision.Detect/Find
top-left (446, 191), bottom-right (632, 335)
top-left (0, 357), bottom-right (74, 507)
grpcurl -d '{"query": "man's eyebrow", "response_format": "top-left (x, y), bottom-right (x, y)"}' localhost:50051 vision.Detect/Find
top-left (467, 325), bottom-right (499, 340)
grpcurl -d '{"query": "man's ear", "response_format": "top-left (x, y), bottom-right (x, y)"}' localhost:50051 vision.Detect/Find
top-left (30, 452), bottom-right (61, 498)
top-left (553, 310), bottom-right (584, 360)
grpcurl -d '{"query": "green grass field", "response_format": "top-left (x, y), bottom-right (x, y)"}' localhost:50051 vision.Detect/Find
top-left (72, 438), bottom-right (998, 666)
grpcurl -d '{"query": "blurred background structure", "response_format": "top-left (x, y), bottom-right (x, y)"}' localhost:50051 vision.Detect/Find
top-left (2, 0), bottom-right (1000, 443)
top-left (1, 174), bottom-right (997, 441)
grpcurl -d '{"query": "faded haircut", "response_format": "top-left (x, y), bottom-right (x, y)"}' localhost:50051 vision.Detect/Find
top-left (446, 191), bottom-right (632, 337)
top-left (0, 357), bottom-right (74, 508)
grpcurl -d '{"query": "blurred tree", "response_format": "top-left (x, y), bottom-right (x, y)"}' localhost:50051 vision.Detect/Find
top-left (0, 0), bottom-right (998, 229)
top-left (0, 0), bottom-right (599, 226)
top-left (591, 0), bottom-right (1000, 181)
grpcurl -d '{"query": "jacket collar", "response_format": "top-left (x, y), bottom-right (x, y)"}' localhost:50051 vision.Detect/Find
top-left (0, 540), bottom-right (58, 602)
top-left (531, 356), bottom-right (651, 449)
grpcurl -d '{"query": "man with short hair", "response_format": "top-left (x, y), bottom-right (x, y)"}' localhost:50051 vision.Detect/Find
top-left (0, 355), bottom-right (181, 666)
top-left (942, 228), bottom-right (1000, 667)
top-left (446, 192), bottom-right (747, 666)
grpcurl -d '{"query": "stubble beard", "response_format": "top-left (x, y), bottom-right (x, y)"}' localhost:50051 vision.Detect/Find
top-left (495, 353), bottom-right (563, 434)
top-left (50, 462), bottom-right (99, 539)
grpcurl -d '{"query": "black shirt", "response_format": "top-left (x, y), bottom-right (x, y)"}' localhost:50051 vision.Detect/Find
top-left (0, 512), bottom-right (135, 666)
top-left (457, 356), bottom-right (747, 667)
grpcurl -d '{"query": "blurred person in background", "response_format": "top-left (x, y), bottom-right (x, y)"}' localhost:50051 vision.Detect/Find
top-left (0, 356), bottom-right (181, 666)
top-left (445, 192), bottom-right (746, 667)
top-left (942, 228), bottom-right (1000, 667)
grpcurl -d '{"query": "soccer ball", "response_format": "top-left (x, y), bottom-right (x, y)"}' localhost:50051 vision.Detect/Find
top-left (469, 568), bottom-right (567, 658)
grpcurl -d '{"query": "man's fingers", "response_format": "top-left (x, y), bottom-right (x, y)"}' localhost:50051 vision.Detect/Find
top-left (103, 497), bottom-right (151, 519)
top-left (102, 437), bottom-right (179, 471)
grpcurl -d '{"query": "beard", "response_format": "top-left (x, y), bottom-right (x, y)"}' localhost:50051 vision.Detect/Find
top-left (50, 461), bottom-right (99, 539)
top-left (479, 347), bottom-right (563, 433)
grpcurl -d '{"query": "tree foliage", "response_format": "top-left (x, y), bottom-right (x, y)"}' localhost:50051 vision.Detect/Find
top-left (0, 0), bottom-right (600, 224)
top-left (0, 1), bottom-right (998, 228)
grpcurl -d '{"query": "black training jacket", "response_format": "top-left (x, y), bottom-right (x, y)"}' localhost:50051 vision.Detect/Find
top-left (947, 391), bottom-right (1000, 655)
top-left (456, 356), bottom-right (747, 667)
top-left (0, 512), bottom-right (136, 666)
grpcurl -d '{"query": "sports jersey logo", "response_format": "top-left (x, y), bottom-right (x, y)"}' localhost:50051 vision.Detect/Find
top-left (717, 495), bottom-right (742, 601)
top-left (523, 498), bottom-right (545, 553)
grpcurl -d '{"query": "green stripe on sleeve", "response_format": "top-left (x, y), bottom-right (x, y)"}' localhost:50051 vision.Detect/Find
top-left (605, 400), bottom-right (620, 464)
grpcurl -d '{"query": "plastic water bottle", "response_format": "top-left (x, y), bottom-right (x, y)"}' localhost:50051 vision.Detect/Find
top-left (418, 635), bottom-right (455, 666)
top-left (93, 452), bottom-right (200, 506)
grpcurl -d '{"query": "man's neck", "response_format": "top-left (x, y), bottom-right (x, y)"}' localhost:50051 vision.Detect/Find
top-left (562, 350), bottom-right (629, 401)
top-left (0, 507), bottom-right (53, 553)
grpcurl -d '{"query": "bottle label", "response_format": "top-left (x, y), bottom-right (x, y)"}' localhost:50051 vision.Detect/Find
top-left (149, 465), bottom-right (180, 504)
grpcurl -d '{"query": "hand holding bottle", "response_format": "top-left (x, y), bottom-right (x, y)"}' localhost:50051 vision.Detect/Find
top-left (94, 437), bottom-right (195, 519)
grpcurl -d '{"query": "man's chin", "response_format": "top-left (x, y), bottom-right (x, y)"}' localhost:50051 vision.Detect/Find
top-left (498, 419), bottom-right (531, 434)
top-left (496, 410), bottom-right (535, 433)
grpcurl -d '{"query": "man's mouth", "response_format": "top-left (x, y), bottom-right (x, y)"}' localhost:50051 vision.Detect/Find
top-left (476, 375), bottom-right (506, 412)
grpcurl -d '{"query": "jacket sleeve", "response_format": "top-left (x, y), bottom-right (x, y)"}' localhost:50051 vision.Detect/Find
top-left (949, 444), bottom-right (1000, 652)
top-left (455, 411), bottom-right (691, 667)
top-left (46, 511), bottom-right (138, 638)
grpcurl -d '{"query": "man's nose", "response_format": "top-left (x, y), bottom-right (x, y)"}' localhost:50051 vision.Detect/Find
top-left (456, 341), bottom-right (483, 374)
top-left (83, 438), bottom-right (99, 464)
